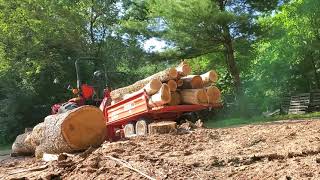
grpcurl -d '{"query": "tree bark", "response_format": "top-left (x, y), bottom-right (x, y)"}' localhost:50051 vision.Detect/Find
top-left (180, 89), bottom-right (208, 105)
top-left (40, 106), bottom-right (106, 154)
top-left (218, 0), bottom-right (242, 95)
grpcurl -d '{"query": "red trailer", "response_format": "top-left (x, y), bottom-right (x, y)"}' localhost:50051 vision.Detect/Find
top-left (102, 90), bottom-right (222, 141)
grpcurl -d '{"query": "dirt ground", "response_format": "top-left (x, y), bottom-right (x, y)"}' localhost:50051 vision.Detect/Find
top-left (2, 119), bottom-right (320, 179)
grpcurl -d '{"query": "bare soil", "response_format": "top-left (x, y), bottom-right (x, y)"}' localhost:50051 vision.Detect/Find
top-left (2, 119), bottom-right (320, 179)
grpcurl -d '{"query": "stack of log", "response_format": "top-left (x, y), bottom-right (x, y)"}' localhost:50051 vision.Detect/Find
top-left (12, 106), bottom-right (107, 158)
top-left (110, 60), bottom-right (221, 107)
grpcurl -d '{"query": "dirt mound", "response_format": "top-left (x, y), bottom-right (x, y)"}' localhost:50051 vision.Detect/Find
top-left (2, 119), bottom-right (320, 179)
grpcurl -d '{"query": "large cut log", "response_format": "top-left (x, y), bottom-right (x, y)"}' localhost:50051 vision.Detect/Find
top-left (40, 106), bottom-right (106, 155)
top-left (148, 84), bottom-right (171, 107)
top-left (201, 70), bottom-right (218, 85)
top-left (148, 121), bottom-right (177, 135)
top-left (206, 86), bottom-right (221, 104)
top-left (176, 61), bottom-right (191, 77)
top-left (180, 75), bottom-right (203, 89)
top-left (180, 89), bottom-right (208, 105)
top-left (11, 132), bottom-right (35, 156)
top-left (110, 68), bottom-right (178, 100)
top-left (168, 91), bottom-right (181, 106)
top-left (167, 80), bottom-right (177, 92)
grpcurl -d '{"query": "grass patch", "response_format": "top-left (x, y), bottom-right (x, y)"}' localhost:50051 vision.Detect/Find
top-left (0, 144), bottom-right (11, 156)
top-left (206, 112), bottom-right (320, 128)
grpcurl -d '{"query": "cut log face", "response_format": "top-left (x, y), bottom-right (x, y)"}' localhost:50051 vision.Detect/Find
top-left (180, 89), bottom-right (208, 105)
top-left (176, 79), bottom-right (183, 87)
top-left (167, 80), bottom-right (177, 92)
top-left (144, 79), bottom-right (162, 95)
top-left (206, 86), bottom-right (221, 104)
top-left (180, 75), bottom-right (203, 89)
top-left (148, 121), bottom-right (177, 135)
top-left (41, 106), bottom-right (106, 154)
top-left (168, 91), bottom-right (181, 106)
top-left (148, 84), bottom-right (171, 107)
top-left (201, 70), bottom-right (218, 85)
top-left (110, 68), bottom-right (177, 100)
top-left (176, 61), bottom-right (191, 76)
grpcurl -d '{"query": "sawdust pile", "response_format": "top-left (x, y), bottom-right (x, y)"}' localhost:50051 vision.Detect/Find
top-left (2, 119), bottom-right (320, 179)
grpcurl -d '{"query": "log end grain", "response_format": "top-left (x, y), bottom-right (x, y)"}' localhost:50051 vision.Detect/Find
top-left (61, 106), bottom-right (106, 149)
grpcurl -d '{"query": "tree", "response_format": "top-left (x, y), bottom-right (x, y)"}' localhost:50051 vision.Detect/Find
top-left (122, 0), bottom-right (283, 97)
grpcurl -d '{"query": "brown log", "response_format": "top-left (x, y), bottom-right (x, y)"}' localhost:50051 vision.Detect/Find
top-left (148, 84), bottom-right (171, 107)
top-left (167, 91), bottom-right (181, 106)
top-left (40, 106), bottom-right (106, 155)
top-left (148, 121), bottom-right (177, 135)
top-left (206, 86), bottom-right (221, 104)
top-left (176, 61), bottom-right (191, 77)
top-left (201, 70), bottom-right (218, 85)
top-left (123, 79), bottom-right (162, 100)
top-left (176, 79), bottom-right (183, 87)
top-left (180, 75), bottom-right (203, 89)
top-left (11, 132), bottom-right (35, 156)
top-left (110, 68), bottom-right (178, 100)
top-left (180, 89), bottom-right (208, 105)
top-left (167, 80), bottom-right (177, 92)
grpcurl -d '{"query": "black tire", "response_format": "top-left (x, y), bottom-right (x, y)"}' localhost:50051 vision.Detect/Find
top-left (57, 102), bottom-right (78, 114)
top-left (136, 119), bottom-right (149, 136)
top-left (124, 122), bottom-right (135, 138)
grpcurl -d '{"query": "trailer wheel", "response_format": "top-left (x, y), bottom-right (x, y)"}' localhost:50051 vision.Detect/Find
top-left (124, 123), bottom-right (135, 138)
top-left (136, 119), bottom-right (149, 136)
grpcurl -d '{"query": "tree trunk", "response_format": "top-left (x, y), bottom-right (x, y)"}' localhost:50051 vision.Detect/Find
top-left (148, 121), bottom-right (177, 135)
top-left (40, 106), bottom-right (106, 154)
top-left (167, 80), bottom-right (177, 92)
top-left (180, 75), bottom-right (203, 89)
top-left (11, 132), bottom-right (35, 156)
top-left (110, 68), bottom-right (177, 100)
top-left (180, 89), bottom-right (208, 105)
top-left (148, 84), bottom-right (171, 107)
top-left (206, 86), bottom-right (221, 104)
top-left (201, 70), bottom-right (218, 85)
top-left (176, 61), bottom-right (191, 77)
top-left (167, 91), bottom-right (181, 106)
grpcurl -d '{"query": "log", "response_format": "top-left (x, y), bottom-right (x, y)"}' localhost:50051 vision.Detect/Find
top-left (25, 122), bottom-right (44, 148)
top-left (201, 70), bottom-right (218, 85)
top-left (40, 106), bottom-right (106, 155)
top-left (123, 79), bottom-right (162, 100)
top-left (148, 84), bottom-right (171, 107)
top-left (176, 79), bottom-right (183, 87)
top-left (11, 132), bottom-right (35, 156)
top-left (176, 61), bottom-right (191, 77)
top-left (180, 75), bottom-right (203, 89)
top-left (167, 91), bottom-right (181, 106)
top-left (148, 121), bottom-right (177, 135)
top-left (167, 80), bottom-right (177, 92)
top-left (206, 86), bottom-right (221, 104)
top-left (180, 89), bottom-right (208, 105)
top-left (110, 68), bottom-right (178, 100)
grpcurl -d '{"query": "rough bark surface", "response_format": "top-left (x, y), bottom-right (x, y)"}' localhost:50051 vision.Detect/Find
top-left (40, 106), bottom-right (106, 154)
top-left (148, 84), bottom-right (171, 107)
top-left (11, 132), bottom-right (35, 156)
top-left (180, 75), bottom-right (203, 89)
